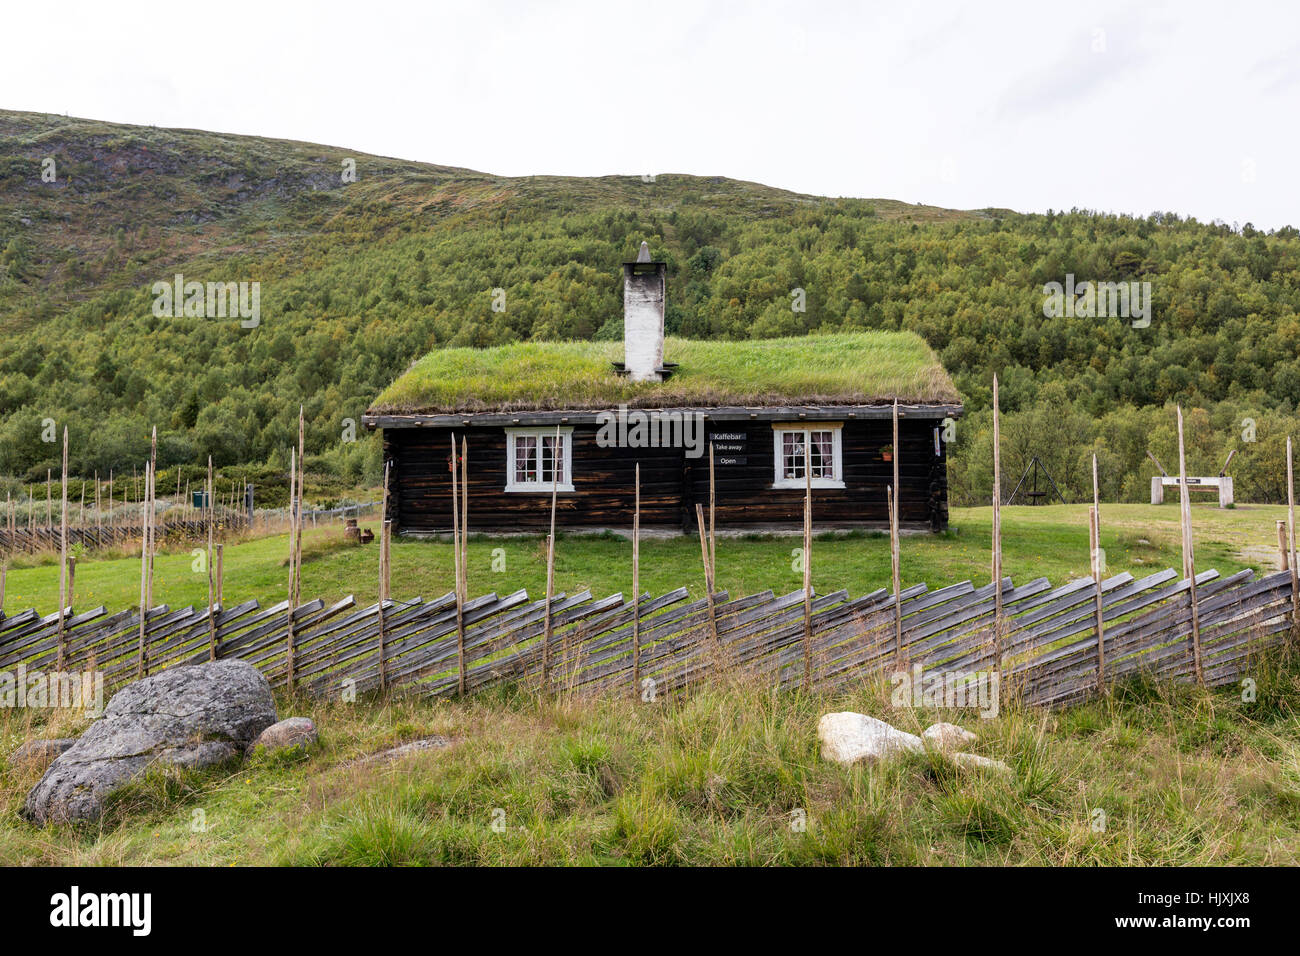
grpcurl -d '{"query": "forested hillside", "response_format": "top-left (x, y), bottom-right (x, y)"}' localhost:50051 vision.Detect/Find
top-left (3, 108), bottom-right (1299, 505)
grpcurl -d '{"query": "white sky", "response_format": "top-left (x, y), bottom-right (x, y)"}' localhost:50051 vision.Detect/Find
top-left (5, 0), bottom-right (1299, 229)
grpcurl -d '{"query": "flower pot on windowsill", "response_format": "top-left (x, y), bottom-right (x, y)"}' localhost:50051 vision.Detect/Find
top-left (881, 449), bottom-right (893, 463)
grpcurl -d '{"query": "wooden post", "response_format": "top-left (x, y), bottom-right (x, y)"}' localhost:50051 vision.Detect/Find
top-left (295, 407), bottom-right (305, 606)
top-left (632, 463), bottom-right (641, 693)
top-left (1288, 437), bottom-right (1298, 632)
top-left (461, 436), bottom-right (469, 604)
top-left (802, 438), bottom-right (813, 685)
top-left (888, 485), bottom-right (902, 660)
top-left (542, 427), bottom-right (560, 689)
top-left (67, 556), bottom-right (75, 615)
top-left (137, 460), bottom-right (151, 678)
top-left (891, 399), bottom-right (902, 660)
top-left (286, 447), bottom-right (297, 691)
top-left (708, 442), bottom-right (716, 582)
top-left (1278, 519), bottom-right (1290, 571)
top-left (46, 469), bottom-right (51, 531)
top-left (991, 374), bottom-right (1003, 652)
top-left (147, 427), bottom-right (156, 613)
top-left (450, 435), bottom-right (466, 695)
top-left (57, 428), bottom-right (68, 670)
top-left (207, 457), bottom-right (216, 661)
top-left (377, 460), bottom-right (390, 692)
top-left (215, 543), bottom-right (224, 609)
top-left (1176, 406), bottom-right (1204, 684)
top-left (1092, 454), bottom-right (1106, 691)
top-left (695, 503), bottom-right (719, 648)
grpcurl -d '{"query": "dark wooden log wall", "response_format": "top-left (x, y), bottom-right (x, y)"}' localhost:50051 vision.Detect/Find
top-left (384, 418), bottom-right (950, 533)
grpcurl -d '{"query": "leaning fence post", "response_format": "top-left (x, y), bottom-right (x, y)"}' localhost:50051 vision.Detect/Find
top-left (1091, 454), bottom-right (1107, 692)
top-left (57, 427), bottom-right (68, 671)
top-left (543, 426), bottom-right (560, 691)
top-left (802, 439), bottom-right (813, 686)
top-left (137, 460), bottom-right (151, 678)
top-left (632, 463), bottom-right (641, 694)
top-left (286, 447), bottom-right (297, 691)
top-left (695, 503), bottom-right (720, 650)
top-left (450, 435), bottom-right (466, 695)
top-left (991, 374), bottom-right (1004, 657)
top-left (1288, 437), bottom-right (1298, 636)
top-left (377, 461), bottom-right (390, 691)
top-left (888, 485), bottom-right (902, 661)
top-left (1176, 406), bottom-right (1204, 684)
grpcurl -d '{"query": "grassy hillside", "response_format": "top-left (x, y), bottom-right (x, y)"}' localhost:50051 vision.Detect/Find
top-left (3, 109), bottom-right (1300, 510)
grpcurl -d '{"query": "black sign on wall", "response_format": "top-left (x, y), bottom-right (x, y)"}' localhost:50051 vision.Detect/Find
top-left (709, 432), bottom-right (747, 462)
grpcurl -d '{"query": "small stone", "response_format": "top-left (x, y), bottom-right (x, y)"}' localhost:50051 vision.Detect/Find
top-left (249, 717), bottom-right (317, 754)
top-left (951, 752), bottom-right (1012, 774)
top-left (361, 736), bottom-right (453, 765)
top-left (817, 712), bottom-right (923, 764)
top-left (922, 722), bottom-right (978, 752)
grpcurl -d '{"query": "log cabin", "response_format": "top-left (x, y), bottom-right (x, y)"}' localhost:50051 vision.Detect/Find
top-left (363, 243), bottom-right (962, 535)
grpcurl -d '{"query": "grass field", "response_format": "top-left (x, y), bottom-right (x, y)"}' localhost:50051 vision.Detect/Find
top-left (2, 502), bottom-right (1297, 866)
top-left (3, 670), bottom-right (1298, 865)
top-left (0, 502), bottom-right (1286, 616)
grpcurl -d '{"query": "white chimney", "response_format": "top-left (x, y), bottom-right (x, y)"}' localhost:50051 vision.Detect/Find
top-left (623, 241), bottom-right (666, 382)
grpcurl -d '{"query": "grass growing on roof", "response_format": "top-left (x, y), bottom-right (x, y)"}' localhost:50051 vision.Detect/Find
top-left (370, 332), bottom-right (959, 414)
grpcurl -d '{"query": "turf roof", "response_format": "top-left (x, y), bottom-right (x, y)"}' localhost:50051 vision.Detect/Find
top-left (368, 332), bottom-right (959, 415)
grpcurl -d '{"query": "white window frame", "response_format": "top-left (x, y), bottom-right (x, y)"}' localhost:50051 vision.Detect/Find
top-left (771, 423), bottom-right (845, 490)
top-left (505, 426), bottom-right (575, 493)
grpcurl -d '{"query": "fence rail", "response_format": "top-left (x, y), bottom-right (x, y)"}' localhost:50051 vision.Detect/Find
top-left (0, 517), bottom-right (248, 554)
top-left (0, 564), bottom-right (1289, 708)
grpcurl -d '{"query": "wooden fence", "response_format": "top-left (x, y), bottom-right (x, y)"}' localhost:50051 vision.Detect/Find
top-left (0, 517), bottom-right (249, 554)
top-left (0, 563), bottom-right (1289, 708)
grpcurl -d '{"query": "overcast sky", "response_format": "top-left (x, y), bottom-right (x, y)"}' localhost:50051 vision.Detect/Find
top-left (5, 0), bottom-right (1298, 229)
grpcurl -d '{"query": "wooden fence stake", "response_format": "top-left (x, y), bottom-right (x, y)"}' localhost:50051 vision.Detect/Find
top-left (1278, 519), bottom-right (1290, 572)
top-left (57, 427), bottom-right (68, 670)
top-left (632, 463), bottom-right (641, 693)
top-left (377, 460), bottom-right (390, 691)
top-left (137, 460), bottom-right (150, 678)
top-left (286, 447), bottom-right (297, 691)
top-left (450, 434), bottom-right (466, 695)
top-left (1091, 454), bottom-right (1107, 691)
top-left (461, 436), bottom-right (469, 608)
top-left (802, 439), bottom-right (813, 685)
top-left (1289, 437), bottom-right (1298, 634)
top-left (1176, 406), bottom-right (1204, 684)
top-left (695, 503), bottom-right (720, 648)
top-left (543, 427), bottom-right (560, 689)
top-left (991, 374), bottom-right (1003, 652)
top-left (708, 442), bottom-right (716, 582)
top-left (888, 485), bottom-right (902, 660)
top-left (215, 543), bottom-right (224, 610)
top-left (207, 457), bottom-right (217, 661)
top-left (147, 427), bottom-right (156, 612)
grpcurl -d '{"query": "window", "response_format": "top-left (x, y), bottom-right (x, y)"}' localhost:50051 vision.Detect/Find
top-left (772, 424), bottom-right (844, 489)
top-left (505, 427), bottom-right (574, 492)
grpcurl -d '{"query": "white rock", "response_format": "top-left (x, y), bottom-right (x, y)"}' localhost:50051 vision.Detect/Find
top-left (817, 712), bottom-right (923, 764)
top-left (951, 752), bottom-right (1012, 774)
top-left (922, 722), bottom-right (978, 752)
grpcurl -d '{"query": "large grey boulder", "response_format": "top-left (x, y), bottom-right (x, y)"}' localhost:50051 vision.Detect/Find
top-left (24, 660), bottom-right (276, 825)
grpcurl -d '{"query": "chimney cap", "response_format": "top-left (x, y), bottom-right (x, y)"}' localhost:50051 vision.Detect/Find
top-left (636, 241), bottom-right (652, 263)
